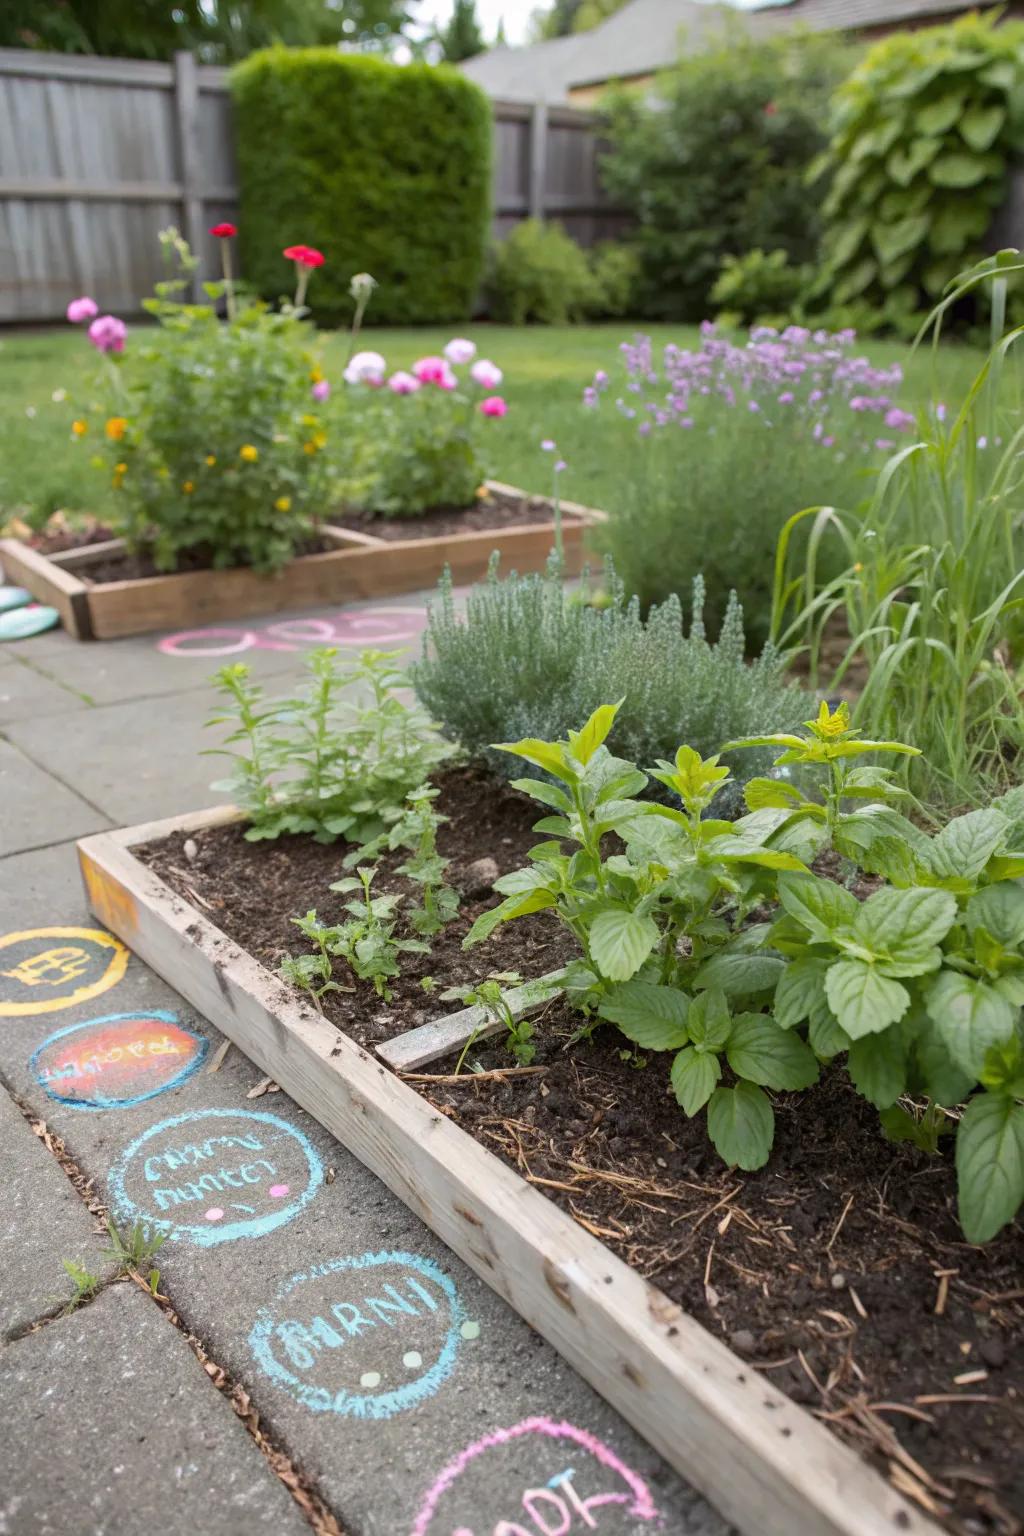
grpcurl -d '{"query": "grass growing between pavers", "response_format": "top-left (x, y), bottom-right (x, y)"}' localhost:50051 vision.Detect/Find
top-left (1, 322), bottom-right (990, 526)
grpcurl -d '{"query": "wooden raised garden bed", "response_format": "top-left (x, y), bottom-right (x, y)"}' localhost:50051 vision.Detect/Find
top-left (77, 790), bottom-right (952, 1536)
top-left (0, 483), bottom-right (600, 641)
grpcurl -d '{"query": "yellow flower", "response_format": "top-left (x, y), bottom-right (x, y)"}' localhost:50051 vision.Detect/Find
top-left (183, 481), bottom-right (195, 494)
top-left (309, 365), bottom-right (324, 384)
top-left (303, 440), bottom-right (317, 455)
top-left (71, 419), bottom-right (88, 437)
top-left (205, 454), bottom-right (217, 466)
top-left (240, 444), bottom-right (259, 463)
top-left (115, 462), bottom-right (127, 474)
top-left (275, 495), bottom-right (292, 512)
top-left (105, 416), bottom-right (127, 441)
top-left (853, 561), bottom-right (863, 573)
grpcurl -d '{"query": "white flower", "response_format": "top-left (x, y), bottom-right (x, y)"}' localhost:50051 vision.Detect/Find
top-left (344, 350), bottom-right (386, 385)
top-left (470, 358), bottom-right (502, 389)
top-left (444, 337), bottom-right (476, 366)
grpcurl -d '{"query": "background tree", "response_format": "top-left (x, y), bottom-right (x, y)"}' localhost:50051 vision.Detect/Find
top-left (435, 0), bottom-right (486, 62)
top-left (0, 0), bottom-right (418, 61)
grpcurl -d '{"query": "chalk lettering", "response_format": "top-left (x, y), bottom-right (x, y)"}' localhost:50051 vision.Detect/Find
top-left (365, 1283), bottom-right (423, 1326)
top-left (330, 1301), bottom-right (376, 1337)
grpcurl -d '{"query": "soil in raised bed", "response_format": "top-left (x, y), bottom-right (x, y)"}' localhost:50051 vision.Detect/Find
top-left (140, 767), bottom-right (1023, 1535)
top-left (142, 766), bottom-right (577, 1050)
top-left (334, 485), bottom-right (581, 543)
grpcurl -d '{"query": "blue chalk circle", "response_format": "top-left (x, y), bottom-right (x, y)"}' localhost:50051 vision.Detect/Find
top-left (108, 1106), bottom-right (322, 1247)
top-left (249, 1251), bottom-right (471, 1418)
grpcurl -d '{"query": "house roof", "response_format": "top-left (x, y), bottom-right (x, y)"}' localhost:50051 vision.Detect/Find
top-left (460, 0), bottom-right (984, 102)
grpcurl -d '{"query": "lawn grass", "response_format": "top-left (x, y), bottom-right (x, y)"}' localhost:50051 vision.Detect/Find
top-left (1, 321), bottom-right (990, 525)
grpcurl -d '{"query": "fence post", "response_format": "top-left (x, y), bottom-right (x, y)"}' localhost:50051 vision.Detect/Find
top-left (529, 100), bottom-right (548, 221)
top-left (173, 50), bottom-right (203, 300)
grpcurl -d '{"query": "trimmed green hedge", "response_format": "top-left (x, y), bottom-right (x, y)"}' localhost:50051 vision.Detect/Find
top-left (230, 49), bottom-right (492, 325)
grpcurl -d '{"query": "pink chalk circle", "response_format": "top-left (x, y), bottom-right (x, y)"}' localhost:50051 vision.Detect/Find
top-left (269, 1184), bottom-right (290, 1198)
top-left (204, 1207), bottom-right (225, 1222)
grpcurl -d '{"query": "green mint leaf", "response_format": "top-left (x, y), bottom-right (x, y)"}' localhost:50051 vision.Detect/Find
top-left (567, 701), bottom-right (622, 766)
top-left (598, 981), bottom-right (689, 1050)
top-left (808, 1004), bottom-right (850, 1060)
top-left (913, 1017), bottom-right (977, 1107)
top-left (847, 1028), bottom-right (907, 1109)
top-left (510, 778), bottom-right (573, 815)
top-left (854, 887), bottom-right (957, 976)
top-left (777, 873), bottom-right (859, 944)
top-left (494, 737), bottom-right (576, 783)
top-left (927, 808), bottom-right (1009, 882)
top-left (926, 971), bottom-right (1018, 1078)
top-left (966, 883), bottom-right (1024, 949)
top-left (742, 777), bottom-right (807, 811)
top-left (725, 1012), bottom-right (819, 1091)
top-left (774, 957), bottom-right (830, 1029)
top-left (693, 950), bottom-right (785, 998)
top-left (671, 1046), bottom-right (721, 1116)
top-left (956, 1093), bottom-right (1024, 1244)
top-left (707, 1082), bottom-right (774, 1170)
top-left (588, 908), bottom-right (660, 982)
top-left (825, 959), bottom-right (910, 1039)
top-left (463, 889), bottom-right (556, 948)
top-left (687, 987), bottom-right (732, 1052)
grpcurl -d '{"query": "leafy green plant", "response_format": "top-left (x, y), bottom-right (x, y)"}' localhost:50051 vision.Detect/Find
top-left (465, 701), bottom-right (816, 1168)
top-left (601, 26), bottom-right (849, 320)
top-left (352, 784), bottom-right (460, 937)
top-left (64, 227), bottom-right (333, 573)
top-left (771, 254), bottom-right (1024, 808)
top-left (59, 1258), bottom-right (103, 1313)
top-left (487, 220), bottom-right (599, 326)
top-left (817, 11), bottom-right (1024, 324)
top-left (207, 647), bottom-right (452, 843)
top-left (285, 867), bottom-right (429, 1002)
top-left (441, 973), bottom-right (540, 1067)
top-left (711, 248), bottom-right (813, 327)
top-left (413, 558), bottom-right (809, 811)
top-left (231, 50), bottom-right (491, 326)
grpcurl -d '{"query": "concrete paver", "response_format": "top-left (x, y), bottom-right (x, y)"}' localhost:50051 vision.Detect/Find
top-left (0, 1283), bottom-right (311, 1536)
top-left (0, 656), bottom-right (90, 724)
top-left (0, 1088), bottom-right (113, 1338)
top-left (0, 737), bottom-right (110, 855)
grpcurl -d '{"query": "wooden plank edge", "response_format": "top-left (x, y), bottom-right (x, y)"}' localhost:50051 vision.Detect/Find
top-left (0, 536), bottom-right (93, 639)
top-left (378, 969), bottom-right (566, 1071)
top-left (76, 817), bottom-right (940, 1536)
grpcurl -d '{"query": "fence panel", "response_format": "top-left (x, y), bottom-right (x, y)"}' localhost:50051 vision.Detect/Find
top-left (0, 49), bottom-right (622, 323)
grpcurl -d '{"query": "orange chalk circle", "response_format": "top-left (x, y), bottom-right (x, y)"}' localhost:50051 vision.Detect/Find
top-left (0, 926), bottom-right (129, 1017)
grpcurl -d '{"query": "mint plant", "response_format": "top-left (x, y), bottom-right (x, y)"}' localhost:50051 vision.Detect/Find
top-left (440, 973), bottom-right (539, 1067)
top-left (465, 702), bottom-right (817, 1169)
top-left (347, 785), bottom-right (460, 938)
top-left (207, 647), bottom-right (452, 843)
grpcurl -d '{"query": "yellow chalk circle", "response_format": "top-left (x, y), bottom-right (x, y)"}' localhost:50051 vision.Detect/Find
top-left (0, 927), bottom-right (129, 1017)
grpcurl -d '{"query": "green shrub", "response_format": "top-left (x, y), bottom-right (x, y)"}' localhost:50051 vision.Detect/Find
top-left (412, 556), bottom-right (809, 811)
top-left (230, 49), bottom-right (491, 325)
top-left (601, 27), bottom-right (850, 321)
top-left (711, 248), bottom-right (813, 327)
top-left (588, 241), bottom-right (642, 318)
top-left (487, 219), bottom-right (598, 324)
top-left (819, 11), bottom-right (1024, 324)
top-left (583, 326), bottom-right (905, 647)
top-left (63, 228), bottom-right (332, 573)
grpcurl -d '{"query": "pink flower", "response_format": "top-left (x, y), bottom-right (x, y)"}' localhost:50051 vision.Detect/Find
top-left (778, 391), bottom-right (794, 405)
top-left (479, 396), bottom-right (507, 418)
top-left (311, 380), bottom-right (331, 402)
top-left (67, 296), bottom-right (98, 324)
top-left (388, 371), bottom-right (421, 395)
top-left (210, 222), bottom-right (237, 238)
top-left (283, 244), bottom-right (324, 269)
top-left (88, 315), bottom-right (126, 354)
top-left (470, 358), bottom-right (503, 389)
top-left (884, 407), bottom-right (915, 432)
top-left (444, 337), bottom-right (476, 366)
top-left (435, 369), bottom-right (458, 391)
top-left (540, 439), bottom-right (556, 451)
top-left (554, 458), bottom-right (567, 472)
top-left (344, 350), bottom-right (386, 385)
top-left (413, 356), bottom-right (449, 384)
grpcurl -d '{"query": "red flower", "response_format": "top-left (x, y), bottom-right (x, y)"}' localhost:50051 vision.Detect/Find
top-left (284, 244), bottom-right (325, 269)
top-left (210, 222), bottom-right (237, 238)
top-left (763, 101), bottom-right (778, 117)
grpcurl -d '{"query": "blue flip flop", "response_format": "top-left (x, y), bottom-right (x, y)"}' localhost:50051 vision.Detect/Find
top-left (0, 585), bottom-right (31, 614)
top-left (0, 604), bottom-right (60, 641)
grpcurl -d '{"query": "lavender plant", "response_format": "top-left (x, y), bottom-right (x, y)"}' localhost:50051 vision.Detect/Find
top-left (584, 323), bottom-right (911, 643)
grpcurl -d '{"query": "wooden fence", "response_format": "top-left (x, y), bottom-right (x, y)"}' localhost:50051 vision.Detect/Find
top-left (0, 47), bottom-right (625, 324)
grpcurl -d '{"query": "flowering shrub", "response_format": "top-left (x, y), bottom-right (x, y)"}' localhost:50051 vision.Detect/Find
top-left (584, 322), bottom-right (910, 643)
top-left (342, 338), bottom-right (506, 517)
top-left (63, 227), bottom-right (334, 573)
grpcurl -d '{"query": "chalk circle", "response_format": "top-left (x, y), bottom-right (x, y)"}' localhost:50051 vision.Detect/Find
top-left (29, 1010), bottom-right (207, 1110)
top-left (108, 1107), bottom-right (322, 1248)
top-left (249, 1251), bottom-right (469, 1419)
top-left (0, 926), bottom-right (128, 1018)
top-left (409, 1418), bottom-right (663, 1536)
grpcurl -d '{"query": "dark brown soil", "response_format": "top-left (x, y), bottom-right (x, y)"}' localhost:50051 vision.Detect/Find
top-left (139, 768), bottom-right (1023, 1534)
top-left (142, 767), bottom-right (576, 1050)
top-left (334, 485), bottom-right (576, 542)
top-left (73, 535), bottom-right (337, 585)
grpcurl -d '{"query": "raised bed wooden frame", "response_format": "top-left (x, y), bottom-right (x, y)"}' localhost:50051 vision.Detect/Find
top-left (77, 806), bottom-right (939, 1536)
top-left (0, 482), bottom-right (600, 642)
